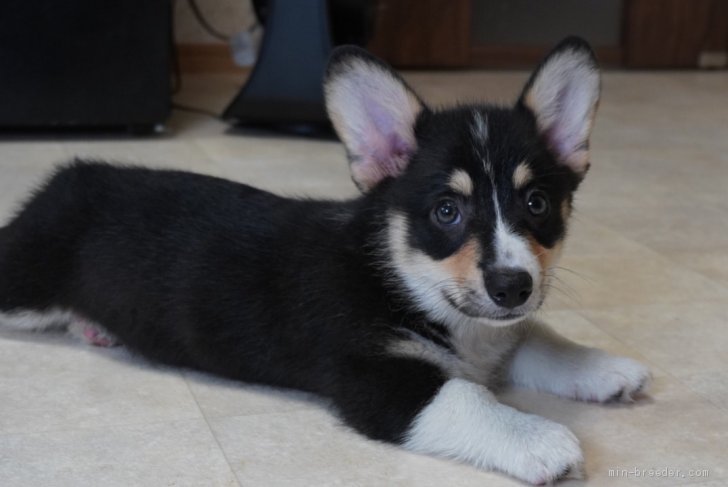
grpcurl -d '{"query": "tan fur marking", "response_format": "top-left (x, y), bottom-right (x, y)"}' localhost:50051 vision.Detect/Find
top-left (527, 237), bottom-right (564, 274)
top-left (561, 200), bottom-right (572, 221)
top-left (448, 169), bottom-right (474, 196)
top-left (512, 162), bottom-right (533, 189)
top-left (442, 239), bottom-right (480, 282)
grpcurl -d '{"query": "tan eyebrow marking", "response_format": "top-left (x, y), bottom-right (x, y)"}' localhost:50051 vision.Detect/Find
top-left (448, 169), bottom-right (474, 196)
top-left (513, 162), bottom-right (533, 189)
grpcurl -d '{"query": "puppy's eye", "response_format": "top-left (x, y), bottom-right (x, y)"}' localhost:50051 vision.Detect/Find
top-left (433, 199), bottom-right (461, 225)
top-left (526, 190), bottom-right (550, 217)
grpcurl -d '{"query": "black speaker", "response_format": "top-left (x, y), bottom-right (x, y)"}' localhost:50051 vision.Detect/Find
top-left (0, 0), bottom-right (171, 133)
top-left (224, 0), bottom-right (374, 135)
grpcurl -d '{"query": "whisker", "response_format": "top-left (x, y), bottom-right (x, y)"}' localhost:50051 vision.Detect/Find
top-left (542, 282), bottom-right (582, 306)
top-left (549, 265), bottom-right (594, 284)
top-left (545, 273), bottom-right (582, 299)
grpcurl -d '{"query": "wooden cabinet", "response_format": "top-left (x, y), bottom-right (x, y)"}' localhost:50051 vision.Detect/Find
top-left (367, 0), bottom-right (471, 67)
top-left (367, 0), bottom-right (728, 69)
top-left (624, 0), bottom-right (728, 68)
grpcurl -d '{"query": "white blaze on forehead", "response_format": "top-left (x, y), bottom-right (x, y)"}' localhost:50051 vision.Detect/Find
top-left (491, 190), bottom-right (540, 280)
top-left (512, 162), bottom-right (533, 189)
top-left (471, 111), bottom-right (492, 176)
top-left (471, 111), bottom-right (488, 144)
top-left (448, 169), bottom-right (474, 196)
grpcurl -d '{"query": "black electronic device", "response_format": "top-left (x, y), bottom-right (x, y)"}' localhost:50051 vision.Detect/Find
top-left (0, 0), bottom-right (171, 133)
top-left (224, 0), bottom-right (374, 134)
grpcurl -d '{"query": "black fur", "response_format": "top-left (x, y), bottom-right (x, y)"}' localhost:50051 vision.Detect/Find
top-left (398, 104), bottom-right (581, 262)
top-left (0, 39), bottom-right (595, 448)
top-left (0, 161), bottom-right (444, 441)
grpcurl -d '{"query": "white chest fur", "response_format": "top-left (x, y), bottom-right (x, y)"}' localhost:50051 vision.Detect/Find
top-left (388, 321), bottom-right (522, 387)
top-left (449, 322), bottom-right (521, 385)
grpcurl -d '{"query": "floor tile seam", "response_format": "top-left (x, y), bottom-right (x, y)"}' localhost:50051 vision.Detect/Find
top-left (183, 378), bottom-right (244, 487)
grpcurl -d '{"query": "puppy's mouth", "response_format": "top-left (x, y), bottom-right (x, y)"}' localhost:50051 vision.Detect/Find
top-left (442, 291), bottom-right (530, 323)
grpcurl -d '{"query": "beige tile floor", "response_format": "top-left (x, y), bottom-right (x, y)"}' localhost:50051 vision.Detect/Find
top-left (0, 70), bottom-right (727, 486)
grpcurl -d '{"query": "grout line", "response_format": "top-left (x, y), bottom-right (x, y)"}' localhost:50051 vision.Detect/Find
top-left (672, 371), bottom-right (728, 414)
top-left (183, 378), bottom-right (244, 487)
top-left (0, 413), bottom-right (205, 440)
top-left (664, 476), bottom-right (721, 487)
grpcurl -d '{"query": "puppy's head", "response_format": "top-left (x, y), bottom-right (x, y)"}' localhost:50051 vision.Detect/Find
top-left (325, 37), bottom-right (600, 328)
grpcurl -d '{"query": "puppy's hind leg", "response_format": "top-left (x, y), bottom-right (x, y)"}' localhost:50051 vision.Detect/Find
top-left (0, 307), bottom-right (119, 348)
top-left (0, 306), bottom-right (119, 348)
top-left (68, 318), bottom-right (119, 348)
top-left (0, 231), bottom-right (79, 338)
top-left (0, 226), bottom-right (74, 333)
top-left (0, 168), bottom-right (87, 337)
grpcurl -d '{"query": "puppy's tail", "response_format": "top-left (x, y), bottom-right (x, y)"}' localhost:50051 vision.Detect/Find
top-left (0, 308), bottom-right (74, 332)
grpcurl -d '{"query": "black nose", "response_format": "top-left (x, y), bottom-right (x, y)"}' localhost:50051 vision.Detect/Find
top-left (485, 268), bottom-right (533, 309)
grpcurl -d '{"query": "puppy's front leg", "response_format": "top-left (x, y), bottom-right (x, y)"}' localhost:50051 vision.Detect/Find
top-left (404, 378), bottom-right (583, 484)
top-left (335, 358), bottom-right (581, 484)
top-left (508, 322), bottom-right (651, 402)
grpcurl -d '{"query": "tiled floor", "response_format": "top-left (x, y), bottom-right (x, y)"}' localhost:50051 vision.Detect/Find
top-left (0, 70), bottom-right (727, 486)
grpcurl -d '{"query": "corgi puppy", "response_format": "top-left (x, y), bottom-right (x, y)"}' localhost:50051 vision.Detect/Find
top-left (0, 37), bottom-right (650, 484)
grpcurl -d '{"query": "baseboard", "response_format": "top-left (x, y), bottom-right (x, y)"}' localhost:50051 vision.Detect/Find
top-left (176, 42), bottom-right (623, 73)
top-left (175, 43), bottom-right (250, 73)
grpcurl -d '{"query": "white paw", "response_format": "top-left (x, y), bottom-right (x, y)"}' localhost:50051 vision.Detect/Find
top-left (502, 414), bottom-right (584, 485)
top-left (571, 352), bottom-right (651, 403)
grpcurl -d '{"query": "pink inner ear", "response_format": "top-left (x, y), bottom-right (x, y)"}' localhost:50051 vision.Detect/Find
top-left (541, 83), bottom-right (590, 171)
top-left (545, 124), bottom-right (575, 160)
top-left (359, 100), bottom-right (414, 180)
top-left (546, 86), bottom-right (572, 155)
top-left (374, 133), bottom-right (412, 170)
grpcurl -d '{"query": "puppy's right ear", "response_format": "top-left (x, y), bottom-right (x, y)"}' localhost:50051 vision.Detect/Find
top-left (325, 47), bottom-right (426, 192)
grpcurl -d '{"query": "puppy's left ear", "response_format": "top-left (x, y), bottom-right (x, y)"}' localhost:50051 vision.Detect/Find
top-left (518, 37), bottom-right (601, 176)
top-left (325, 46), bottom-right (426, 192)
